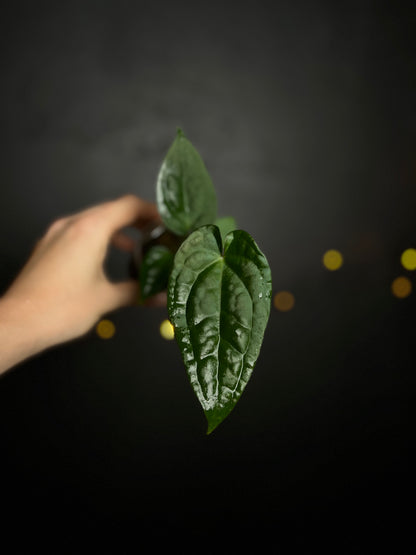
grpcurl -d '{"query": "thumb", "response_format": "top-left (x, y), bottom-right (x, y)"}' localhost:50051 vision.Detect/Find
top-left (102, 280), bottom-right (140, 313)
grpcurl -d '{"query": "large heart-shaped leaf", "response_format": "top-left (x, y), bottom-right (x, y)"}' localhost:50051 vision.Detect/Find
top-left (156, 129), bottom-right (217, 236)
top-left (168, 225), bottom-right (272, 433)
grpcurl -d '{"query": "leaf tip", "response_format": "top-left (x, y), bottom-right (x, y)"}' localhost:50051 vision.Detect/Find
top-left (176, 127), bottom-right (185, 139)
top-left (205, 409), bottom-right (225, 435)
top-left (206, 422), bottom-right (217, 435)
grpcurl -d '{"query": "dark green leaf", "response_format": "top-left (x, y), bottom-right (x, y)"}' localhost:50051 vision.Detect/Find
top-left (156, 129), bottom-right (217, 236)
top-left (168, 225), bottom-right (272, 434)
top-left (140, 245), bottom-right (174, 301)
top-left (214, 216), bottom-right (237, 243)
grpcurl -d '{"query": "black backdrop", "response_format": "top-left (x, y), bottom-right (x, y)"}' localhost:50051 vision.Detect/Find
top-left (0, 1), bottom-right (414, 551)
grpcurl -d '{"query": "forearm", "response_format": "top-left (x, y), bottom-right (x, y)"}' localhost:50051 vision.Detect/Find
top-left (0, 296), bottom-right (49, 375)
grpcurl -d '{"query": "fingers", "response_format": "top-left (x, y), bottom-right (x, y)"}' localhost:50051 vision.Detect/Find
top-left (111, 231), bottom-right (137, 253)
top-left (102, 280), bottom-right (140, 313)
top-left (101, 280), bottom-right (168, 314)
top-left (143, 291), bottom-right (167, 307)
top-left (101, 195), bottom-right (161, 236)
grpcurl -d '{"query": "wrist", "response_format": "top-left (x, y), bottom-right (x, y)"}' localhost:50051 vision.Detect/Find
top-left (0, 295), bottom-right (48, 375)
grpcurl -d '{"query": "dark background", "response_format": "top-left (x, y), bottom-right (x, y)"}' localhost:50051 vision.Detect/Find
top-left (0, 1), bottom-right (414, 551)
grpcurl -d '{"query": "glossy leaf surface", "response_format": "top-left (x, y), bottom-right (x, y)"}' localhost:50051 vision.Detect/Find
top-left (156, 129), bottom-right (217, 236)
top-left (140, 245), bottom-right (174, 301)
top-left (168, 225), bottom-right (272, 433)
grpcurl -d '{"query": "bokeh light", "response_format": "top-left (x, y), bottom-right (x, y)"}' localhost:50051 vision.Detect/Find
top-left (274, 291), bottom-right (295, 312)
top-left (96, 319), bottom-right (116, 339)
top-left (160, 319), bottom-right (175, 340)
top-left (401, 248), bottom-right (416, 271)
top-left (323, 249), bottom-right (343, 271)
top-left (391, 276), bottom-right (412, 299)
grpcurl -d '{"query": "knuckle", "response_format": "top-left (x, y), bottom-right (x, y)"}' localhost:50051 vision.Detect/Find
top-left (46, 217), bottom-right (68, 236)
top-left (119, 193), bottom-right (143, 209)
top-left (120, 193), bottom-right (139, 203)
top-left (69, 215), bottom-right (97, 236)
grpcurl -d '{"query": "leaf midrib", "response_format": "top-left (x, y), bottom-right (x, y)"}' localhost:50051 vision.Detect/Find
top-left (184, 250), bottom-right (258, 404)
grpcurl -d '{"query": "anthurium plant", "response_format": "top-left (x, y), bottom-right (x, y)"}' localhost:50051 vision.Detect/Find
top-left (139, 129), bottom-right (272, 433)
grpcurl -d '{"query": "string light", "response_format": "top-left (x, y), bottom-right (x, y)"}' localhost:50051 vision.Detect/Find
top-left (391, 276), bottom-right (412, 299)
top-left (401, 248), bottom-right (416, 271)
top-left (160, 319), bottom-right (175, 340)
top-left (274, 291), bottom-right (295, 312)
top-left (96, 319), bottom-right (116, 339)
top-left (93, 248), bottom-right (414, 339)
top-left (323, 249), bottom-right (343, 271)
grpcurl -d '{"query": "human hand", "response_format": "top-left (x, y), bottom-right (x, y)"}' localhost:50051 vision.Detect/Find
top-left (0, 195), bottom-right (164, 373)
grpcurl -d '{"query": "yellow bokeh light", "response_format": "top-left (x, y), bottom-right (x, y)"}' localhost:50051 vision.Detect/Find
top-left (391, 276), bottom-right (412, 299)
top-left (274, 291), bottom-right (295, 312)
top-left (401, 248), bottom-right (416, 271)
top-left (96, 319), bottom-right (116, 339)
top-left (160, 319), bottom-right (175, 340)
top-left (323, 249), bottom-right (343, 271)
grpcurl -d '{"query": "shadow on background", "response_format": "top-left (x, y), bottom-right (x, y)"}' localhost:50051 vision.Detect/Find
top-left (0, 1), bottom-right (414, 551)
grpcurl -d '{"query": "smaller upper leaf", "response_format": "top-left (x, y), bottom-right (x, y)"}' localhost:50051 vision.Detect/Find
top-left (156, 129), bottom-right (217, 236)
top-left (139, 245), bottom-right (174, 301)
